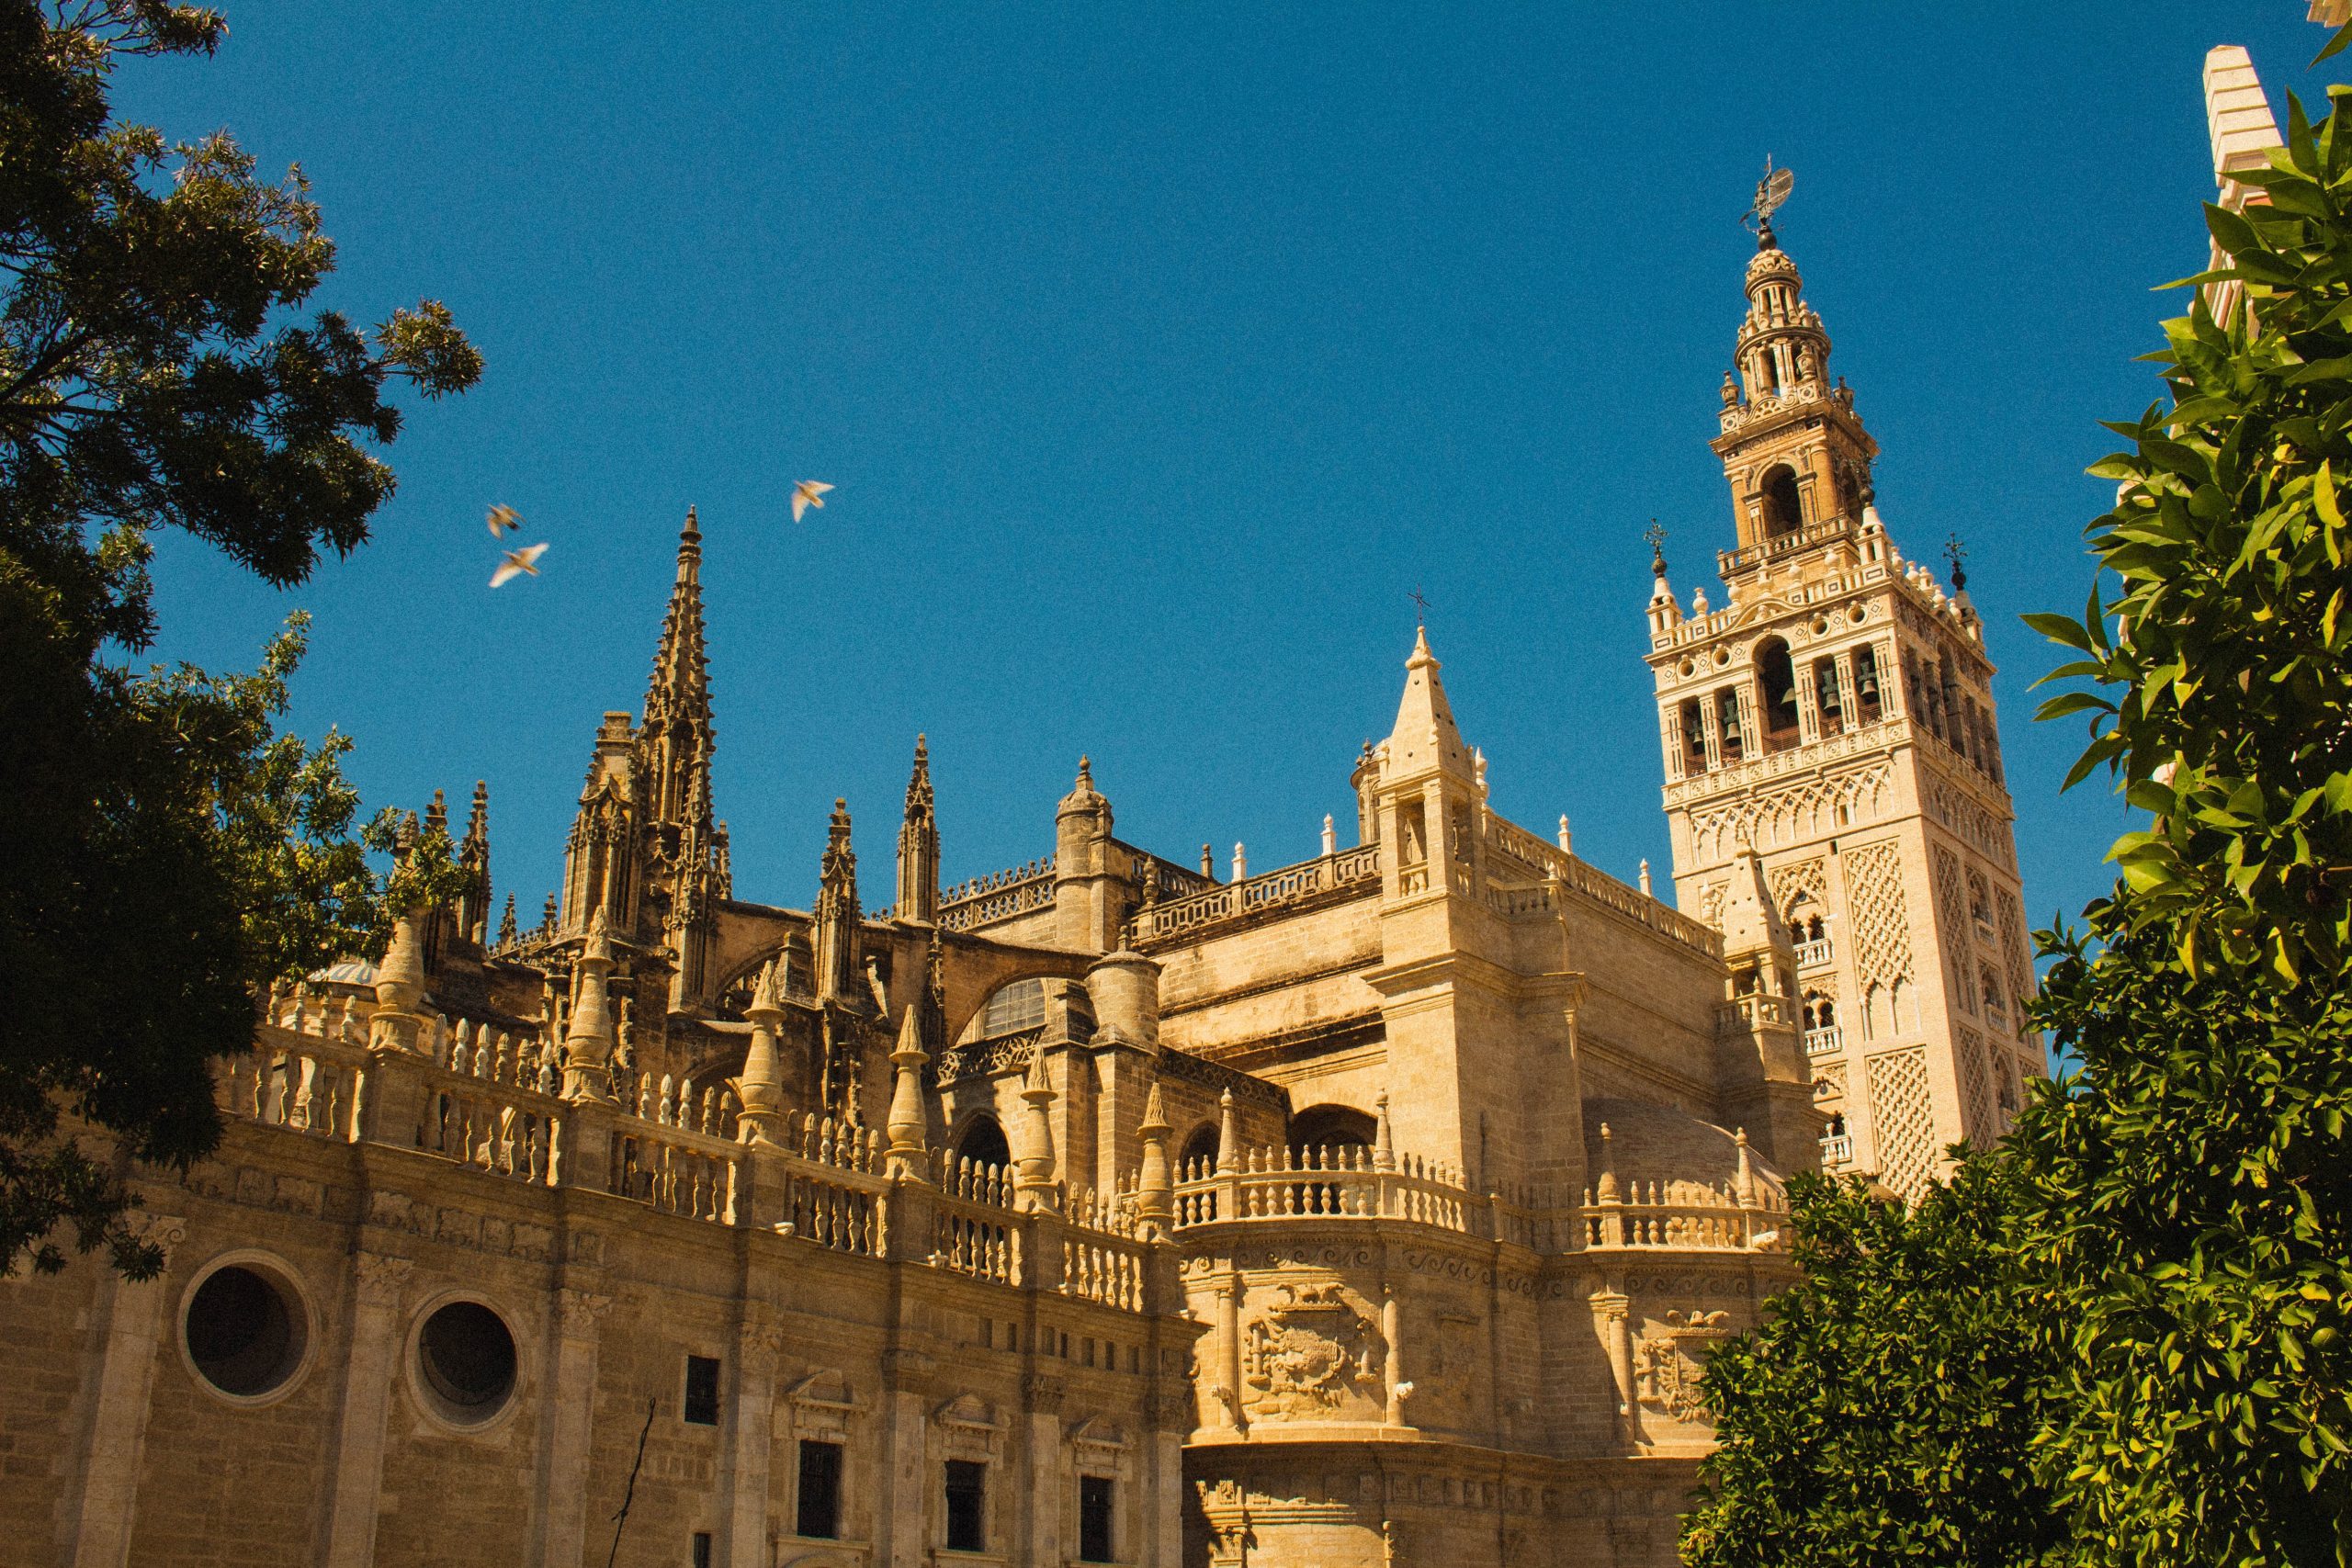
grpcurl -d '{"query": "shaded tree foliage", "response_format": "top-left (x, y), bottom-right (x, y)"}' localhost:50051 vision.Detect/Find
top-left (0, 1), bottom-right (478, 1277)
top-left (1679, 1166), bottom-right (2073, 1568)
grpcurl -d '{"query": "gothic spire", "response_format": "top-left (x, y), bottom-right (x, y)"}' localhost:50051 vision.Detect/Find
top-left (457, 780), bottom-right (492, 942)
top-left (641, 507), bottom-right (715, 829)
top-left (897, 734), bottom-right (940, 923)
top-left (814, 798), bottom-right (862, 1005)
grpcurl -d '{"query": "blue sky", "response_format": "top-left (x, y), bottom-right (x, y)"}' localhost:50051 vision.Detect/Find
top-left (119, 4), bottom-right (2338, 931)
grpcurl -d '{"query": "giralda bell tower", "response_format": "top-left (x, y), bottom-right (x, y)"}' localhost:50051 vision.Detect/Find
top-left (1643, 177), bottom-right (2048, 1197)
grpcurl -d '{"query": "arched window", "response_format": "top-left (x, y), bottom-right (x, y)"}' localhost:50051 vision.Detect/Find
top-left (1287, 1104), bottom-right (1377, 1162)
top-left (1759, 465), bottom-right (1803, 537)
top-left (971, 979), bottom-right (1046, 1041)
top-left (1179, 1122), bottom-right (1220, 1179)
top-left (956, 1114), bottom-right (1012, 1169)
top-left (1756, 637), bottom-right (1800, 751)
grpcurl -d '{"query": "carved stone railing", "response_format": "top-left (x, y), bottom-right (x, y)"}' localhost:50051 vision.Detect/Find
top-left (1819, 1134), bottom-right (1853, 1165)
top-left (936, 855), bottom-right (1057, 931)
top-left (1581, 1179), bottom-right (1787, 1251)
top-left (1483, 815), bottom-right (1724, 958)
top-left (1663, 715), bottom-right (1906, 808)
top-left (932, 1026), bottom-right (1042, 1086)
top-left (1804, 1025), bottom-right (1844, 1055)
top-left (1795, 937), bottom-right (1834, 969)
top-left (1716, 514), bottom-right (1859, 577)
top-left (218, 987), bottom-right (1191, 1310)
top-left (1128, 844), bottom-right (1381, 944)
top-left (1719, 994), bottom-right (1798, 1036)
top-left (1172, 1143), bottom-right (1781, 1257)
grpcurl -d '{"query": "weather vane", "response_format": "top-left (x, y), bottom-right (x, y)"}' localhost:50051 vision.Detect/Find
top-left (1944, 532), bottom-right (1969, 592)
top-left (1742, 156), bottom-right (1794, 235)
top-left (1645, 518), bottom-right (1668, 574)
top-left (1408, 586), bottom-right (1432, 626)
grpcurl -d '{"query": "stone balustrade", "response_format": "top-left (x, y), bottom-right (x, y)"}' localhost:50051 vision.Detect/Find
top-left (1128, 843), bottom-right (1381, 944)
top-left (936, 854), bottom-right (1057, 930)
top-left (215, 987), bottom-right (1184, 1312)
top-left (1170, 1144), bottom-right (1773, 1256)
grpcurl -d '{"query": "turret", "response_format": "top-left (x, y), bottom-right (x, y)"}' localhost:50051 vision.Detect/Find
top-left (1373, 627), bottom-right (1481, 903)
top-left (813, 799), bottom-right (862, 1006)
top-left (456, 781), bottom-right (492, 943)
top-left (1053, 757), bottom-right (1120, 953)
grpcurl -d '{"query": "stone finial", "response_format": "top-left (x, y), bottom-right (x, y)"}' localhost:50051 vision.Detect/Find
top-left (731, 961), bottom-right (786, 1143)
top-left (1557, 815), bottom-right (1573, 855)
top-left (1595, 1122), bottom-right (1620, 1202)
top-left (1321, 814), bottom-right (1337, 857)
top-left (1134, 1082), bottom-right (1173, 1234)
top-left (561, 910), bottom-right (618, 1102)
top-left (1734, 1127), bottom-right (1758, 1208)
top-left (1374, 1089), bottom-right (1396, 1173)
top-left (1230, 842), bottom-right (1247, 883)
top-left (373, 909), bottom-right (427, 1015)
top-left (1638, 859), bottom-right (1653, 898)
top-left (884, 996), bottom-right (931, 1177)
top-left (1200, 843), bottom-right (1215, 881)
top-left (1215, 1087), bottom-right (1238, 1176)
top-left (1016, 1049), bottom-right (1059, 1211)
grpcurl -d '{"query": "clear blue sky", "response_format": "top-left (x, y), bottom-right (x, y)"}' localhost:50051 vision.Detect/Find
top-left (118, 4), bottom-right (2338, 931)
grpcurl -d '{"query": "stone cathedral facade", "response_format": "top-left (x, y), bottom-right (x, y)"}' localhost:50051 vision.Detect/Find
top-left (3, 220), bottom-right (2041, 1568)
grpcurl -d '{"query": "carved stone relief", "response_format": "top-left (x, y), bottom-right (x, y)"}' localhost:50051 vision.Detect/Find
top-left (1242, 1282), bottom-right (1385, 1420)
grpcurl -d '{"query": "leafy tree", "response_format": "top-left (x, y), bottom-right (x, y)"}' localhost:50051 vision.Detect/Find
top-left (0, 1), bottom-right (479, 1277)
top-left (2007, 79), bottom-right (2352, 1568)
top-left (1679, 1163), bottom-right (2075, 1568)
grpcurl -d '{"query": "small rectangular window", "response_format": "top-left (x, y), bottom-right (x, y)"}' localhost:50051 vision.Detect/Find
top-left (944, 1459), bottom-right (987, 1551)
top-left (1079, 1474), bottom-right (1114, 1562)
top-left (683, 1355), bottom-right (721, 1426)
top-left (691, 1532), bottom-right (713, 1568)
top-left (797, 1439), bottom-right (843, 1540)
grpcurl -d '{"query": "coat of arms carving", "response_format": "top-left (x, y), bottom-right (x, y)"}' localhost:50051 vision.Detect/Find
top-left (1634, 1308), bottom-right (1732, 1426)
top-left (1241, 1282), bottom-right (1383, 1419)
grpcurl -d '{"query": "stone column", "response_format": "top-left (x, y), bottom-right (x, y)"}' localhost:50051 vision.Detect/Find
top-left (322, 1251), bottom-right (415, 1568)
top-left (1142, 1392), bottom-right (1189, 1568)
top-left (533, 1283), bottom-right (612, 1568)
top-left (1020, 1373), bottom-right (1065, 1566)
top-left (1217, 1278), bottom-right (1245, 1432)
top-left (875, 1350), bottom-right (935, 1568)
top-left (67, 1212), bottom-right (187, 1568)
top-left (1701, 693), bottom-right (1724, 771)
top-left (720, 1320), bottom-right (786, 1567)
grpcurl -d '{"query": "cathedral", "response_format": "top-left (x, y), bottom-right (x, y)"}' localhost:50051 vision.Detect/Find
top-left (4, 209), bottom-right (2045, 1568)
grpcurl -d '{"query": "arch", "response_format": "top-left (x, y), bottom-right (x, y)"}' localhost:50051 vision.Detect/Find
top-left (960, 977), bottom-right (1046, 1044)
top-left (1759, 464), bottom-right (1803, 537)
top-left (1802, 991), bottom-right (1837, 1032)
top-left (1755, 637), bottom-right (1800, 751)
top-left (1287, 1104), bottom-right (1376, 1159)
top-left (1178, 1122), bottom-right (1220, 1179)
top-left (956, 1113), bottom-right (1012, 1170)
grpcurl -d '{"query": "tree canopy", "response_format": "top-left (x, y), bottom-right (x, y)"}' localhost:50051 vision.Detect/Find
top-left (0, 0), bottom-right (478, 1277)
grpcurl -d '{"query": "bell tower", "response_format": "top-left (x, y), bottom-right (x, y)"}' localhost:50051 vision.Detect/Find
top-left (1644, 181), bottom-right (2047, 1197)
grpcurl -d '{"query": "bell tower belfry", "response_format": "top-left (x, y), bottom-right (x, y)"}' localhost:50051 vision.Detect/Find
top-left (1644, 186), bottom-right (2048, 1197)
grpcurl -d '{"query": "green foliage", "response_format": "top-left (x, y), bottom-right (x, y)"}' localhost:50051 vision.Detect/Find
top-left (0, 0), bottom-right (477, 1278)
top-left (2035, 89), bottom-right (2352, 986)
top-left (1680, 1165), bottom-right (2075, 1568)
top-left (2008, 83), bottom-right (2352, 1567)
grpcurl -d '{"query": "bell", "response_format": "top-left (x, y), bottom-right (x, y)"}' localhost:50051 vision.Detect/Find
top-left (1857, 666), bottom-right (1879, 699)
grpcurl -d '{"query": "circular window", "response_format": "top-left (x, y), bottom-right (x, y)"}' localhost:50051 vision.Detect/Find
top-left (1848, 604), bottom-right (1868, 625)
top-left (184, 1261), bottom-right (308, 1401)
top-left (415, 1301), bottom-right (517, 1427)
top-left (1713, 647), bottom-right (1731, 667)
top-left (1678, 658), bottom-right (1696, 679)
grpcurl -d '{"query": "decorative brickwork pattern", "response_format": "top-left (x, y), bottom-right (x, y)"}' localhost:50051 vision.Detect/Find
top-left (1768, 857), bottom-right (1826, 919)
top-left (1690, 761), bottom-right (1894, 859)
top-left (1954, 1023), bottom-right (1992, 1142)
top-left (1842, 840), bottom-right (1914, 987)
top-left (1865, 1045), bottom-right (1936, 1198)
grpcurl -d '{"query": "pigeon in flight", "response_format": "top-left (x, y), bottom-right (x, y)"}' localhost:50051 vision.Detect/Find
top-left (491, 542), bottom-right (549, 587)
top-left (792, 480), bottom-right (834, 523)
top-left (486, 504), bottom-right (520, 537)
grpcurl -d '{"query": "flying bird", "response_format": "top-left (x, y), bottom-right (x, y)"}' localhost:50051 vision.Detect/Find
top-left (491, 542), bottom-right (548, 587)
top-left (486, 503), bottom-right (520, 537)
top-left (792, 480), bottom-right (833, 523)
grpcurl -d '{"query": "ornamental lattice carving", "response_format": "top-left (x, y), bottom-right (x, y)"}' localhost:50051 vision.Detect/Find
top-left (1866, 1046), bottom-right (1935, 1198)
top-left (1241, 1283), bottom-right (1383, 1420)
top-left (1955, 1023), bottom-right (1992, 1141)
top-left (1699, 880), bottom-right (1729, 928)
top-left (1689, 760), bottom-right (1893, 859)
top-left (1924, 770), bottom-right (2015, 869)
top-left (1814, 1060), bottom-right (1849, 1101)
top-left (1997, 891), bottom-right (2035, 1005)
top-left (1634, 1309), bottom-right (1731, 1424)
top-left (1842, 840), bottom-right (1914, 987)
top-left (1768, 857), bottom-right (1826, 919)
top-left (1931, 845), bottom-right (1970, 949)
